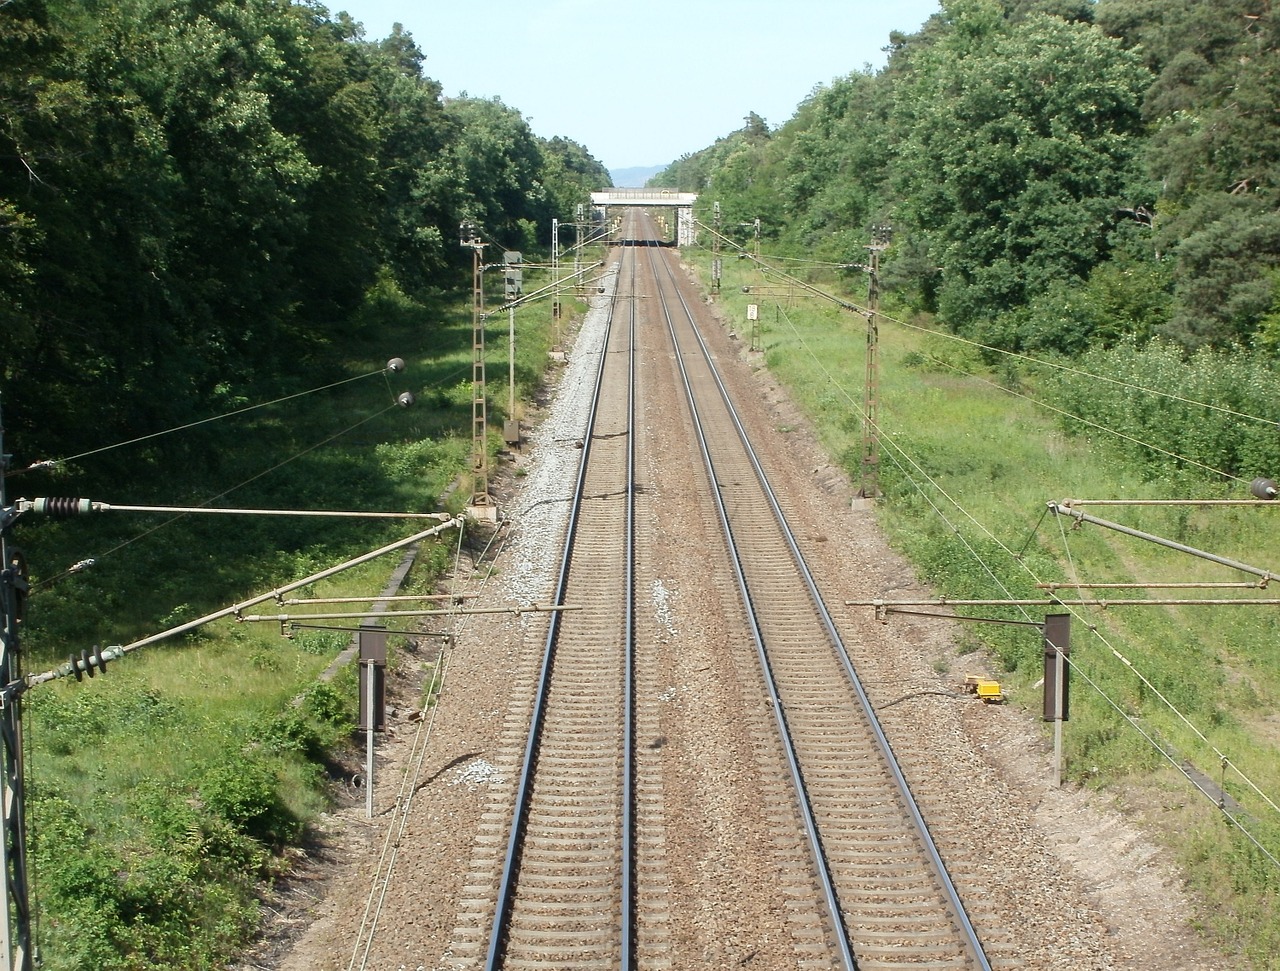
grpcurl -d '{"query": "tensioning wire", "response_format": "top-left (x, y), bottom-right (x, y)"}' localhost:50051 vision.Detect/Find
top-left (771, 301), bottom-right (1035, 620)
top-left (1066, 650), bottom-right (1280, 870)
top-left (746, 249), bottom-right (1245, 487)
top-left (876, 394), bottom-right (1280, 841)
top-left (800, 287), bottom-right (1280, 815)
top-left (919, 351), bottom-right (1246, 485)
top-left (695, 235), bottom-right (1280, 861)
top-left (18, 363), bottom-right (404, 475)
top-left (348, 518), bottom-right (517, 970)
top-left (772, 293), bottom-right (1280, 830)
top-left (1052, 512), bottom-right (1280, 823)
top-left (33, 401), bottom-right (407, 589)
top-left (877, 307), bottom-right (1277, 428)
top-left (700, 223), bottom-right (1277, 429)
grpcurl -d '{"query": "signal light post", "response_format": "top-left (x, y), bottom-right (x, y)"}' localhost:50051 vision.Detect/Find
top-left (0, 368), bottom-right (420, 970)
top-left (1043, 614), bottom-right (1071, 787)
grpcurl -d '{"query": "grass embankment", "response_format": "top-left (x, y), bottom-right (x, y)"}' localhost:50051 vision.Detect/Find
top-left (689, 247), bottom-right (1280, 968)
top-left (15, 265), bottom-right (579, 969)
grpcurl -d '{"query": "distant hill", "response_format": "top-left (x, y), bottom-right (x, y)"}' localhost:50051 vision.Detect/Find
top-left (608, 165), bottom-right (666, 188)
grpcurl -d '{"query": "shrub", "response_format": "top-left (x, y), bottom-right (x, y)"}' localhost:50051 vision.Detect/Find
top-left (199, 756), bottom-right (301, 847)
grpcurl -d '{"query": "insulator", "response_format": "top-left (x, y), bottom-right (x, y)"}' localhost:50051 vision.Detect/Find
top-left (34, 497), bottom-right (92, 517)
top-left (1250, 478), bottom-right (1278, 500)
top-left (70, 645), bottom-right (107, 681)
top-left (397, 391), bottom-right (415, 408)
top-left (386, 357), bottom-right (405, 373)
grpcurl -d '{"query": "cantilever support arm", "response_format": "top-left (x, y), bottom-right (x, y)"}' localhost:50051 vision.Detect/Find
top-left (1048, 500), bottom-right (1277, 584)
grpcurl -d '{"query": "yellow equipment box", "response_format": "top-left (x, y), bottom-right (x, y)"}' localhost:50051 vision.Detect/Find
top-left (964, 674), bottom-right (1004, 704)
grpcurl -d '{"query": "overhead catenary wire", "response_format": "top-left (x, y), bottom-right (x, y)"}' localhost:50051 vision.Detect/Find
top-left (346, 517), bottom-right (514, 971)
top-left (873, 390), bottom-right (1280, 837)
top-left (1066, 650), bottom-right (1280, 869)
top-left (31, 398), bottom-right (417, 589)
top-left (346, 263), bottom-right (618, 966)
top-left (878, 308), bottom-right (1280, 429)
top-left (1052, 512), bottom-right (1280, 822)
top-left (768, 300), bottom-right (1038, 623)
top-left (704, 220), bottom-right (1280, 431)
top-left (728, 233), bottom-right (1262, 502)
top-left (15, 359), bottom-right (409, 475)
top-left (918, 350), bottom-right (1247, 485)
top-left (922, 371), bottom-right (1280, 831)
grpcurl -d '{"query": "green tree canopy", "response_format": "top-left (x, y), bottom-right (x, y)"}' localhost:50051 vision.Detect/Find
top-left (891, 0), bottom-right (1149, 329)
top-left (0, 0), bottom-right (607, 478)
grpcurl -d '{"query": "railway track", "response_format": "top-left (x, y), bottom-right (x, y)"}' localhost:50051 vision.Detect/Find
top-left (642, 216), bottom-right (992, 969)
top-left (443, 211), bottom-right (1007, 969)
top-left (477, 228), bottom-right (642, 969)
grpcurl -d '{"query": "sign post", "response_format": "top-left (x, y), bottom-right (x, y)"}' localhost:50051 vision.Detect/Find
top-left (359, 626), bottom-right (387, 818)
top-left (1042, 614), bottom-right (1071, 787)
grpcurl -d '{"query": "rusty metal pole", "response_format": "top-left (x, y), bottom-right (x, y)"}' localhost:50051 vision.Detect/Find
top-left (859, 241), bottom-right (883, 499)
top-left (459, 222), bottom-right (492, 511)
top-left (712, 201), bottom-right (722, 297)
top-left (0, 398), bottom-right (32, 971)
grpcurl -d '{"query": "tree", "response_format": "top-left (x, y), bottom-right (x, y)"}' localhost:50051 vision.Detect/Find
top-left (443, 96), bottom-right (547, 250)
top-left (0, 0), bottom-right (613, 484)
top-left (780, 71), bottom-right (895, 258)
top-left (890, 1), bottom-right (1149, 330)
top-left (1159, 194), bottom-right (1280, 348)
top-left (1097, 0), bottom-right (1280, 348)
top-left (539, 135), bottom-right (611, 224)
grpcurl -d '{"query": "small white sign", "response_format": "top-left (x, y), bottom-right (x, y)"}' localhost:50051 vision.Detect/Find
top-left (747, 304), bottom-right (759, 321)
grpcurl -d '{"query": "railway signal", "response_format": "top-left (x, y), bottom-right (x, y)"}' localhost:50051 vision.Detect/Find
top-left (358, 625), bottom-right (387, 819)
top-left (1043, 614), bottom-right (1071, 787)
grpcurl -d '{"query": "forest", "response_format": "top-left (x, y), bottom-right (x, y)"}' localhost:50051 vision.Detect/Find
top-left (1, 0), bottom-right (610, 490)
top-left (659, 0), bottom-right (1280, 363)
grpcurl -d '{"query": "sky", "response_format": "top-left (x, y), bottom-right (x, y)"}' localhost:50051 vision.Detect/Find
top-left (329, 0), bottom-right (942, 177)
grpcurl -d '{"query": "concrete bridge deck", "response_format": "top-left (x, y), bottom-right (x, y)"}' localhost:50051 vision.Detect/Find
top-left (590, 188), bottom-right (698, 207)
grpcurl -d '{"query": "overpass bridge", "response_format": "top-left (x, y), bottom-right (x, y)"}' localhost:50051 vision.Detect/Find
top-left (590, 188), bottom-right (698, 246)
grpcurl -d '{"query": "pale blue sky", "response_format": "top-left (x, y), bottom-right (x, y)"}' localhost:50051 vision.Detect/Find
top-left (328, 1), bottom-right (942, 174)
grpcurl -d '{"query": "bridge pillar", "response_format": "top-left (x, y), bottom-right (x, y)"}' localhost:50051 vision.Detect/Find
top-left (677, 207), bottom-right (695, 247)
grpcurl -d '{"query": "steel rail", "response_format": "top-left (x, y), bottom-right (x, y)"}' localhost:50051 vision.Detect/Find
top-left (484, 232), bottom-right (639, 969)
top-left (651, 227), bottom-right (992, 970)
top-left (620, 228), bottom-right (638, 971)
top-left (645, 236), bottom-right (854, 971)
